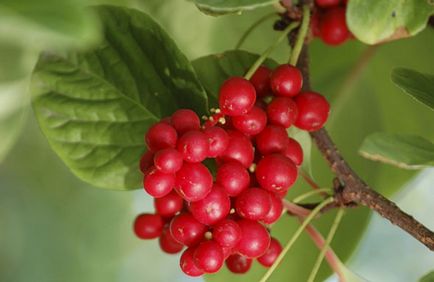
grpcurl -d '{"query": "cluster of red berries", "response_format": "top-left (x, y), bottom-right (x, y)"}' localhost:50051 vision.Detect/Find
top-left (133, 64), bottom-right (330, 276)
top-left (312, 0), bottom-right (352, 45)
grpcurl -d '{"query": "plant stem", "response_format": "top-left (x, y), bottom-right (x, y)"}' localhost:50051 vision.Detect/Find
top-left (293, 188), bottom-right (332, 204)
top-left (289, 4), bottom-right (310, 65)
top-left (244, 21), bottom-right (299, 80)
top-left (259, 197), bottom-right (334, 282)
top-left (282, 199), bottom-right (312, 217)
top-left (300, 169), bottom-right (321, 190)
top-left (307, 208), bottom-right (345, 282)
top-left (235, 13), bottom-right (277, 50)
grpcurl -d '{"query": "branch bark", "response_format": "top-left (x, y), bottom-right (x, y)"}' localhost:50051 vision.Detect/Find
top-left (297, 44), bottom-right (434, 251)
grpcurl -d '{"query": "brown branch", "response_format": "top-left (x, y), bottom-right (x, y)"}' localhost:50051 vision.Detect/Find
top-left (297, 44), bottom-right (434, 251)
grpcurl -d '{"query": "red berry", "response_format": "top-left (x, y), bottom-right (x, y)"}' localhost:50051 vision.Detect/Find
top-left (232, 106), bottom-right (267, 136)
top-left (176, 162), bottom-right (213, 202)
top-left (235, 188), bottom-right (272, 221)
top-left (204, 126), bottom-right (229, 158)
top-left (315, 0), bottom-right (341, 7)
top-left (311, 10), bottom-right (322, 37)
top-left (250, 66), bottom-right (272, 97)
top-left (266, 97), bottom-right (298, 128)
top-left (145, 122), bottom-right (178, 151)
top-left (294, 91), bottom-right (330, 131)
top-left (159, 225), bottom-right (184, 254)
top-left (216, 162), bottom-right (250, 197)
top-left (282, 137), bottom-right (303, 166)
top-left (255, 154), bottom-right (298, 194)
top-left (219, 77), bottom-right (256, 116)
top-left (257, 237), bottom-right (282, 267)
top-left (171, 109), bottom-right (200, 134)
top-left (221, 245), bottom-right (233, 259)
top-left (170, 213), bottom-right (207, 246)
top-left (213, 219), bottom-right (242, 249)
top-left (194, 240), bottom-right (224, 273)
top-left (154, 148), bottom-right (183, 173)
top-left (154, 190), bottom-right (184, 218)
top-left (189, 185), bottom-right (231, 225)
top-left (143, 167), bottom-right (175, 198)
top-left (139, 150), bottom-right (154, 173)
top-left (270, 65), bottom-right (303, 97)
top-left (236, 219), bottom-right (271, 258)
top-left (133, 213), bottom-right (164, 239)
top-left (256, 125), bottom-right (289, 155)
top-left (219, 131), bottom-right (254, 168)
top-left (177, 130), bottom-right (209, 163)
top-left (226, 254), bottom-right (252, 273)
top-left (320, 7), bottom-right (350, 45)
top-left (261, 192), bottom-right (283, 224)
top-left (180, 247), bottom-right (204, 277)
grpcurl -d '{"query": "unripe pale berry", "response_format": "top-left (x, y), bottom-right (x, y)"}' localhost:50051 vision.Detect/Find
top-left (176, 162), bottom-right (213, 202)
top-left (232, 106), bottom-right (267, 136)
top-left (226, 254), bottom-right (252, 273)
top-left (171, 109), bottom-right (200, 134)
top-left (154, 190), bottom-right (184, 218)
top-left (294, 91), bottom-right (330, 131)
top-left (154, 148), bottom-right (183, 173)
top-left (204, 126), bottom-right (229, 158)
top-left (133, 213), bottom-right (164, 239)
top-left (219, 131), bottom-right (254, 168)
top-left (236, 219), bottom-right (271, 258)
top-left (189, 185), bottom-right (231, 225)
top-left (235, 188), bottom-right (272, 221)
top-left (255, 154), bottom-right (298, 194)
top-left (216, 161), bottom-right (250, 197)
top-left (177, 130), bottom-right (209, 163)
top-left (257, 237), bottom-right (283, 267)
top-left (270, 65), bottom-right (303, 97)
top-left (213, 219), bottom-right (242, 249)
top-left (266, 97), bottom-right (298, 128)
top-left (249, 66), bottom-right (272, 97)
top-left (219, 77), bottom-right (256, 116)
top-left (194, 240), bottom-right (225, 273)
top-left (180, 247), bottom-right (204, 277)
top-left (145, 122), bottom-right (178, 152)
top-left (170, 213), bottom-right (207, 247)
top-left (143, 166), bottom-right (175, 198)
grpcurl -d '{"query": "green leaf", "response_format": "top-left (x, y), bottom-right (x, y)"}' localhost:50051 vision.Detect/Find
top-left (420, 271), bottom-right (434, 282)
top-left (347, 0), bottom-right (434, 44)
top-left (360, 133), bottom-right (434, 169)
top-left (31, 5), bottom-right (209, 190)
top-left (192, 0), bottom-right (278, 16)
top-left (391, 68), bottom-right (434, 110)
top-left (287, 127), bottom-right (312, 175)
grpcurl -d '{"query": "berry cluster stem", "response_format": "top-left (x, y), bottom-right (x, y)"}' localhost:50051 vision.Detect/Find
top-left (289, 4), bottom-right (311, 66)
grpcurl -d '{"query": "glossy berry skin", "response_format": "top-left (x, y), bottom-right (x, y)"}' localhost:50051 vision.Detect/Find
top-left (216, 162), bottom-right (250, 197)
top-left (256, 125), bottom-right (289, 155)
top-left (219, 77), bottom-right (256, 116)
top-left (180, 247), bottom-right (204, 277)
top-left (213, 219), bottom-right (242, 249)
top-left (143, 167), bottom-right (175, 198)
top-left (261, 192), bottom-right (284, 224)
top-left (171, 109), bottom-right (200, 134)
top-left (154, 148), bottom-right (183, 174)
top-left (266, 97), bottom-right (298, 128)
top-left (236, 219), bottom-right (271, 258)
top-left (255, 154), bottom-right (298, 194)
top-left (177, 130), bottom-right (209, 163)
top-left (139, 150), bottom-right (154, 173)
top-left (226, 254), bottom-right (252, 273)
top-left (204, 126), bottom-right (229, 158)
top-left (189, 185), bottom-right (231, 225)
top-left (145, 122), bottom-right (178, 152)
top-left (257, 237), bottom-right (283, 267)
top-left (282, 137), bottom-right (303, 166)
top-left (232, 106), bottom-right (267, 136)
top-left (133, 213), bottom-right (164, 239)
top-left (250, 66), bottom-right (272, 97)
top-left (154, 190), bottom-right (184, 218)
top-left (176, 162), bottom-right (213, 202)
top-left (294, 91), bottom-right (330, 131)
top-left (270, 65), bottom-right (303, 97)
top-left (159, 225), bottom-right (184, 254)
top-left (194, 240), bottom-right (224, 273)
top-left (235, 188), bottom-right (272, 221)
top-left (170, 213), bottom-right (207, 247)
top-left (219, 131), bottom-right (254, 168)
top-left (315, 0), bottom-right (341, 7)
top-left (320, 7), bottom-right (350, 46)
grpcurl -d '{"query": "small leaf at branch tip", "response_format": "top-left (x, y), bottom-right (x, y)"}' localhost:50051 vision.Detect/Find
top-left (359, 151), bottom-right (425, 170)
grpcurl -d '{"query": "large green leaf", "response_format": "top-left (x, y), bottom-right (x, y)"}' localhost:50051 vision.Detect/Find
top-left (420, 271), bottom-right (434, 282)
top-left (392, 68), bottom-right (434, 111)
top-left (360, 133), bottom-right (434, 169)
top-left (31, 5), bottom-right (209, 190)
top-left (347, 0), bottom-right (434, 44)
top-left (192, 0), bottom-right (277, 16)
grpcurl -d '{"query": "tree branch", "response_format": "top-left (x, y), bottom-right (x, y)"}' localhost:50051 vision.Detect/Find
top-left (297, 44), bottom-right (434, 251)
